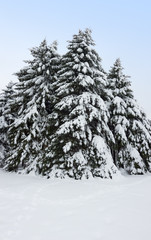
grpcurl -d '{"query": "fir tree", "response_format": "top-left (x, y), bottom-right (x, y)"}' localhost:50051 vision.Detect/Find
top-left (0, 82), bottom-right (16, 167)
top-left (5, 40), bottom-right (60, 174)
top-left (108, 58), bottom-right (151, 174)
top-left (48, 29), bottom-right (117, 179)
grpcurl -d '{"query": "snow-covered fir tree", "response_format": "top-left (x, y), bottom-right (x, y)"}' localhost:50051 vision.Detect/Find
top-left (5, 40), bottom-right (60, 174)
top-left (108, 58), bottom-right (151, 174)
top-left (48, 29), bottom-right (118, 179)
top-left (0, 82), bottom-right (16, 167)
top-left (0, 93), bottom-right (6, 167)
top-left (2, 31), bottom-right (151, 179)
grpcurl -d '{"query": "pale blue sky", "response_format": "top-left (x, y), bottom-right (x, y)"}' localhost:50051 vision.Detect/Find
top-left (0, 0), bottom-right (151, 117)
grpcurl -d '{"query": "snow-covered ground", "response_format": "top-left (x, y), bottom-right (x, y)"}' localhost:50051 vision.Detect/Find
top-left (0, 170), bottom-right (151, 240)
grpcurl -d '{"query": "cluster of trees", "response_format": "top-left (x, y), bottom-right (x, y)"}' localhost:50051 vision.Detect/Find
top-left (0, 29), bottom-right (151, 179)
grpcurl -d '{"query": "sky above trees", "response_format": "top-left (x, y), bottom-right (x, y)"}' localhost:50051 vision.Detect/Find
top-left (0, 0), bottom-right (151, 117)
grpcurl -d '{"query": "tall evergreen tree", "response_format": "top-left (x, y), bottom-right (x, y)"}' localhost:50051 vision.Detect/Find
top-left (5, 40), bottom-right (60, 174)
top-left (108, 58), bottom-right (151, 174)
top-left (48, 29), bottom-right (117, 179)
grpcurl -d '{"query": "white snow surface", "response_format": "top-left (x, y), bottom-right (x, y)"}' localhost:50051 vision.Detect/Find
top-left (0, 170), bottom-right (151, 240)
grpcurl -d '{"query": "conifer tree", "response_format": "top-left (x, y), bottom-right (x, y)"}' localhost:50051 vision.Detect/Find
top-left (5, 40), bottom-right (60, 174)
top-left (108, 58), bottom-right (151, 174)
top-left (48, 29), bottom-right (117, 179)
top-left (0, 82), bottom-right (16, 167)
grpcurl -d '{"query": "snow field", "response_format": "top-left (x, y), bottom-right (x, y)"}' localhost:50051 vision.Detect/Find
top-left (0, 170), bottom-right (151, 240)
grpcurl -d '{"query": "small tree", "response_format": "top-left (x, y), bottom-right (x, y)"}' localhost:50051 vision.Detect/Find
top-left (0, 82), bottom-right (16, 167)
top-left (108, 58), bottom-right (151, 174)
